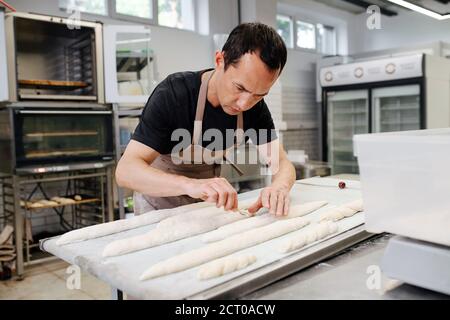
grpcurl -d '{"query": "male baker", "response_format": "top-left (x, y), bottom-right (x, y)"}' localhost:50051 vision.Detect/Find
top-left (116, 22), bottom-right (296, 216)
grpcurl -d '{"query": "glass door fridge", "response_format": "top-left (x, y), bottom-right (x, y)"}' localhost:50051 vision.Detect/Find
top-left (326, 89), bottom-right (369, 174)
top-left (372, 84), bottom-right (421, 133)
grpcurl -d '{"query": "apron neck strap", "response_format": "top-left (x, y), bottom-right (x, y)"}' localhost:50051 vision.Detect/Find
top-left (192, 70), bottom-right (214, 145)
top-left (235, 113), bottom-right (244, 146)
top-left (192, 70), bottom-right (245, 146)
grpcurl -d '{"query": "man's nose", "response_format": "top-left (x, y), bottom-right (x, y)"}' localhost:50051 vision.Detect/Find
top-left (236, 93), bottom-right (253, 110)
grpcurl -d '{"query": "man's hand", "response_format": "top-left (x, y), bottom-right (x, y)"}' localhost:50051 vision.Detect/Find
top-left (184, 177), bottom-right (238, 211)
top-left (248, 185), bottom-right (290, 216)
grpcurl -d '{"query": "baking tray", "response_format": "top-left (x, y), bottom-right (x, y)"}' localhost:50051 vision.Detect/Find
top-left (41, 177), bottom-right (372, 299)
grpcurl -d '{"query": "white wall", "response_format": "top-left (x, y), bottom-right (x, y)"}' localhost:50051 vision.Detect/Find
top-left (281, 50), bottom-right (317, 88)
top-left (240, 0), bottom-right (277, 27)
top-left (208, 0), bottom-right (239, 35)
top-left (348, 9), bottom-right (450, 55)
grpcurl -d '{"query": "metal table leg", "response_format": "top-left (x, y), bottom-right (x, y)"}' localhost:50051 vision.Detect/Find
top-left (111, 287), bottom-right (124, 300)
top-left (106, 167), bottom-right (114, 222)
top-left (12, 175), bottom-right (24, 278)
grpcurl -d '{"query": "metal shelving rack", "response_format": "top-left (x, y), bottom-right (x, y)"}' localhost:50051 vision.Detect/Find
top-left (0, 166), bottom-right (114, 277)
top-left (112, 103), bottom-right (143, 219)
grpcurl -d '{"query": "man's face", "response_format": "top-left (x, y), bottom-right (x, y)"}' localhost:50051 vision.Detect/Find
top-left (214, 52), bottom-right (280, 116)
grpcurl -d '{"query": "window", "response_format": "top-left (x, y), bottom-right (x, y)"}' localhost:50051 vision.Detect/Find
top-left (116, 0), bottom-right (153, 20)
top-left (60, 0), bottom-right (198, 33)
top-left (317, 24), bottom-right (337, 55)
top-left (296, 20), bottom-right (316, 50)
top-left (158, 0), bottom-right (195, 31)
top-left (279, 14), bottom-right (338, 55)
top-left (276, 14), bottom-right (294, 49)
top-left (59, 0), bottom-right (108, 16)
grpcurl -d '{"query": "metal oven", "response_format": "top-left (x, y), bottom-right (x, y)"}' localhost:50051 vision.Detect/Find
top-left (3, 12), bottom-right (104, 103)
top-left (0, 106), bottom-right (114, 174)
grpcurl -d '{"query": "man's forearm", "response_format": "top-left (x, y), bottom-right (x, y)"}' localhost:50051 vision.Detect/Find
top-left (116, 158), bottom-right (191, 197)
top-left (116, 140), bottom-right (240, 210)
top-left (270, 158), bottom-right (296, 191)
top-left (116, 157), bottom-right (239, 210)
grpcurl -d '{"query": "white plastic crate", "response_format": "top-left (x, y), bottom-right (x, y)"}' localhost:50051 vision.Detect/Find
top-left (354, 128), bottom-right (450, 246)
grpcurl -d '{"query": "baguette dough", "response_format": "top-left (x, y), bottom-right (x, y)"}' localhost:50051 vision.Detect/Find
top-left (102, 208), bottom-right (249, 257)
top-left (29, 202), bottom-right (45, 208)
top-left (56, 201), bottom-right (212, 245)
top-left (140, 216), bottom-right (309, 280)
top-left (319, 199), bottom-right (363, 222)
top-left (279, 221), bottom-right (338, 253)
top-left (197, 254), bottom-right (257, 280)
top-left (38, 200), bottom-right (59, 206)
top-left (202, 200), bottom-right (328, 243)
top-left (157, 198), bottom-right (256, 230)
top-left (102, 198), bottom-right (259, 257)
top-left (29, 199), bottom-right (60, 207)
top-left (51, 197), bottom-right (76, 205)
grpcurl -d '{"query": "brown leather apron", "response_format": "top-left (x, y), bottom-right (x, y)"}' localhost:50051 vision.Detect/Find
top-left (133, 70), bottom-right (244, 215)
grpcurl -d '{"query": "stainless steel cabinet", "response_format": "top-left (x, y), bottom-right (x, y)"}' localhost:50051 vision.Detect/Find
top-left (0, 9), bottom-right (8, 102)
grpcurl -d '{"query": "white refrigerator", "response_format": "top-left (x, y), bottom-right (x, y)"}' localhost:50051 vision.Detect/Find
top-left (320, 54), bottom-right (450, 174)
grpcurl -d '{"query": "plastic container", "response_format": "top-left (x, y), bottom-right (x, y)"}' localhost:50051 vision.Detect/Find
top-left (353, 128), bottom-right (450, 246)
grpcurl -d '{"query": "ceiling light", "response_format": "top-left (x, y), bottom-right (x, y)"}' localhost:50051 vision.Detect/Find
top-left (387, 0), bottom-right (450, 20)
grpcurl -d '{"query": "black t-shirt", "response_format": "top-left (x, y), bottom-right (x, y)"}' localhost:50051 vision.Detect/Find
top-left (132, 70), bottom-right (277, 155)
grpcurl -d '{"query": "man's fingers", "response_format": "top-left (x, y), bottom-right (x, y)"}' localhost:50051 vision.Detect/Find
top-left (261, 189), bottom-right (270, 209)
top-left (269, 191), bottom-right (278, 215)
top-left (231, 190), bottom-right (238, 211)
top-left (276, 192), bottom-right (284, 216)
top-left (228, 181), bottom-right (238, 211)
top-left (218, 178), bottom-right (237, 211)
top-left (211, 182), bottom-right (228, 209)
top-left (224, 188), bottom-right (236, 211)
top-left (283, 196), bottom-right (290, 216)
top-left (247, 196), bottom-right (262, 215)
top-left (225, 183), bottom-right (238, 211)
top-left (202, 186), bottom-right (218, 203)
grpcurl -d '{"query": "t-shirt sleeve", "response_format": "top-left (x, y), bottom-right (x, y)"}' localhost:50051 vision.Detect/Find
top-left (132, 80), bottom-right (175, 154)
top-left (248, 100), bottom-right (278, 145)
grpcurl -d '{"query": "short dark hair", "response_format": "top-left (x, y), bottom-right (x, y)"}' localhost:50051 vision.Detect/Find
top-left (222, 22), bottom-right (287, 74)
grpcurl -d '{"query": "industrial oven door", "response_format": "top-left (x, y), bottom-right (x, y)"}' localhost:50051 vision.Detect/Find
top-left (13, 110), bottom-right (114, 167)
top-left (103, 25), bottom-right (156, 104)
top-left (0, 9), bottom-right (8, 102)
top-left (4, 12), bottom-right (104, 103)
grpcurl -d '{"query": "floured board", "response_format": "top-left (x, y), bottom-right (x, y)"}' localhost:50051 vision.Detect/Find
top-left (41, 177), bottom-right (372, 299)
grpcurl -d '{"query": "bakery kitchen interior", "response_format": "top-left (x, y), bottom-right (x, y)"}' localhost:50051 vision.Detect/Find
top-left (1, 0), bottom-right (450, 303)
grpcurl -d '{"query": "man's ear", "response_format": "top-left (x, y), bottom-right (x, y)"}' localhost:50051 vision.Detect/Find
top-left (215, 51), bottom-right (225, 69)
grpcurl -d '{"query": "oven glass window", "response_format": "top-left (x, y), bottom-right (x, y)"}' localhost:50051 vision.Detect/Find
top-left (15, 113), bottom-right (113, 165)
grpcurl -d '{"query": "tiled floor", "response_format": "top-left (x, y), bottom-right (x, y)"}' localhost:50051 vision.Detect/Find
top-left (0, 259), bottom-right (111, 300)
